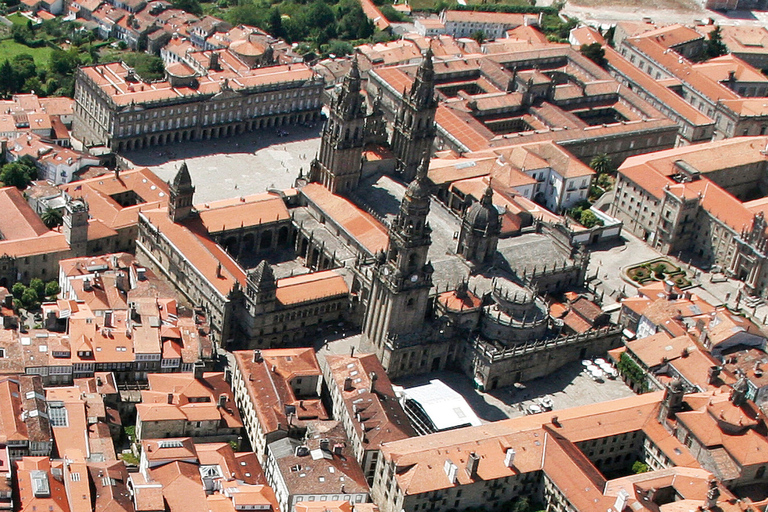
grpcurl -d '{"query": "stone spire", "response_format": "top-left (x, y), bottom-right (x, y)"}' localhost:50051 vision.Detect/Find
top-left (409, 47), bottom-right (436, 110)
top-left (169, 162), bottom-right (195, 222)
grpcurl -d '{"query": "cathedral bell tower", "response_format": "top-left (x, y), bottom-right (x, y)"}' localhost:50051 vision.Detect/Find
top-left (169, 162), bottom-right (195, 223)
top-left (390, 48), bottom-right (437, 183)
top-left (309, 57), bottom-right (367, 194)
top-left (363, 157), bottom-right (434, 373)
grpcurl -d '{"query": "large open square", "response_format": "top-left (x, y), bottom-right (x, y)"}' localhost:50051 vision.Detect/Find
top-left (123, 125), bottom-right (322, 204)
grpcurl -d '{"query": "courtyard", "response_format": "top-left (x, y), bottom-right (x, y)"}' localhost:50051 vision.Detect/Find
top-left (123, 124), bottom-right (322, 204)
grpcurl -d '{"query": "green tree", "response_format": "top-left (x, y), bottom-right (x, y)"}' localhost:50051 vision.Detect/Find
top-left (12, 54), bottom-right (37, 85)
top-left (45, 281), bottom-right (60, 298)
top-left (171, 0), bottom-right (203, 15)
top-left (49, 49), bottom-right (81, 76)
top-left (471, 30), bottom-right (486, 44)
top-left (632, 461), bottom-right (650, 474)
top-left (29, 278), bottom-right (44, 297)
top-left (21, 287), bottom-right (38, 309)
top-left (579, 209), bottom-right (603, 228)
top-left (325, 40), bottom-right (353, 57)
top-left (580, 42), bottom-right (606, 68)
top-left (704, 25), bottom-right (728, 60)
top-left (589, 153), bottom-right (614, 175)
top-left (0, 60), bottom-right (16, 97)
top-left (0, 160), bottom-right (38, 189)
top-left (122, 53), bottom-right (165, 81)
top-left (12, 282), bottom-right (26, 299)
top-left (511, 496), bottom-right (532, 512)
top-left (307, 0), bottom-right (335, 31)
top-left (267, 7), bottom-right (284, 39)
top-left (41, 207), bottom-right (63, 229)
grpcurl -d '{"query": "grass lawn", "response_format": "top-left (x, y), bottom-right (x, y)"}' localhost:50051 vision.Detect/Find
top-left (6, 13), bottom-right (30, 26)
top-left (0, 39), bottom-right (53, 65)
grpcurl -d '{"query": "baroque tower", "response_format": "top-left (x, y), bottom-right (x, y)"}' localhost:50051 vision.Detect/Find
top-left (457, 181), bottom-right (501, 266)
top-left (63, 198), bottom-right (89, 257)
top-left (390, 48), bottom-right (437, 183)
top-left (309, 57), bottom-right (367, 193)
top-left (363, 157), bottom-right (434, 374)
top-left (169, 162), bottom-right (195, 223)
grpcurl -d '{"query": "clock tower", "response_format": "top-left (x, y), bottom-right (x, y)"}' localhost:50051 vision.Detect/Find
top-left (363, 157), bottom-right (434, 375)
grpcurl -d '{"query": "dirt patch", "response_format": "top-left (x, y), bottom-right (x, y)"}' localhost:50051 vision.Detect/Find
top-left (568, 0), bottom-right (700, 12)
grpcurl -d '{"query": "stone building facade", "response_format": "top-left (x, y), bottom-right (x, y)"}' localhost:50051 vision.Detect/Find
top-left (308, 58), bottom-right (367, 194)
top-left (72, 49), bottom-right (323, 151)
top-left (609, 137), bottom-right (768, 298)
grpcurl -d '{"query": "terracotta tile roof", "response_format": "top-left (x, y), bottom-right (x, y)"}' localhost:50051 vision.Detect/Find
top-left (88, 461), bottom-right (134, 512)
top-left (0, 186), bottom-right (49, 240)
top-left (61, 168), bottom-right (170, 231)
top-left (0, 230), bottom-right (70, 258)
top-left (138, 372), bottom-right (242, 427)
top-left (196, 443), bottom-right (266, 485)
top-left (693, 53), bottom-right (768, 84)
top-left (275, 269), bottom-right (348, 306)
top-left (325, 353), bottom-right (416, 449)
top-left (634, 24), bottom-right (703, 49)
top-left (197, 193), bottom-right (289, 233)
top-left (620, 136), bottom-right (768, 224)
top-left (16, 458), bottom-right (69, 512)
top-left (140, 209), bottom-right (245, 296)
top-left (45, 386), bottom-right (93, 458)
top-left (437, 289), bottom-right (482, 311)
top-left (358, 0), bottom-right (389, 31)
top-left (506, 25), bottom-right (549, 44)
top-left (570, 26), bottom-right (605, 46)
top-left (82, 60), bottom-right (316, 107)
top-left (233, 348), bottom-right (328, 435)
top-left (381, 392), bottom-right (700, 495)
top-left (626, 36), bottom-right (739, 102)
top-left (442, 10), bottom-right (529, 26)
top-left (300, 183), bottom-right (388, 255)
top-left (605, 47), bottom-right (714, 126)
top-left (150, 460), bottom-right (209, 512)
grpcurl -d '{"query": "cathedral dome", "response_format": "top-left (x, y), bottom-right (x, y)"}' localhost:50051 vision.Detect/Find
top-left (464, 183), bottom-right (499, 233)
top-left (406, 157), bottom-right (432, 200)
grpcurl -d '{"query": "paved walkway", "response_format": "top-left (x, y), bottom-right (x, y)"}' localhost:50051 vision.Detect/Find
top-left (123, 125), bottom-right (322, 204)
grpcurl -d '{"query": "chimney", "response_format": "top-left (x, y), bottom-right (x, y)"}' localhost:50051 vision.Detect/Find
top-left (663, 280), bottom-right (674, 296)
top-left (369, 371), bottom-right (378, 393)
top-left (614, 490), bottom-right (629, 512)
top-left (167, 393), bottom-right (174, 404)
top-left (466, 452), bottom-right (480, 479)
top-left (333, 443), bottom-right (343, 456)
top-left (216, 263), bottom-right (222, 278)
top-left (83, 278), bottom-right (92, 291)
top-left (252, 350), bottom-right (262, 363)
top-left (344, 377), bottom-right (354, 391)
top-left (504, 448), bottom-right (516, 468)
top-left (115, 167), bottom-right (120, 180)
top-left (320, 439), bottom-right (330, 452)
top-left (104, 311), bottom-right (113, 328)
top-left (707, 366), bottom-right (721, 385)
top-left (350, 346), bottom-right (355, 357)
top-left (193, 362), bottom-right (205, 380)
top-left (209, 51), bottom-right (220, 71)
top-left (217, 394), bottom-right (227, 408)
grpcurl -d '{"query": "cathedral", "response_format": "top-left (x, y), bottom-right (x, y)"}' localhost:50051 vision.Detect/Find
top-left (138, 48), bottom-right (618, 390)
top-left (300, 49), bottom-right (617, 387)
